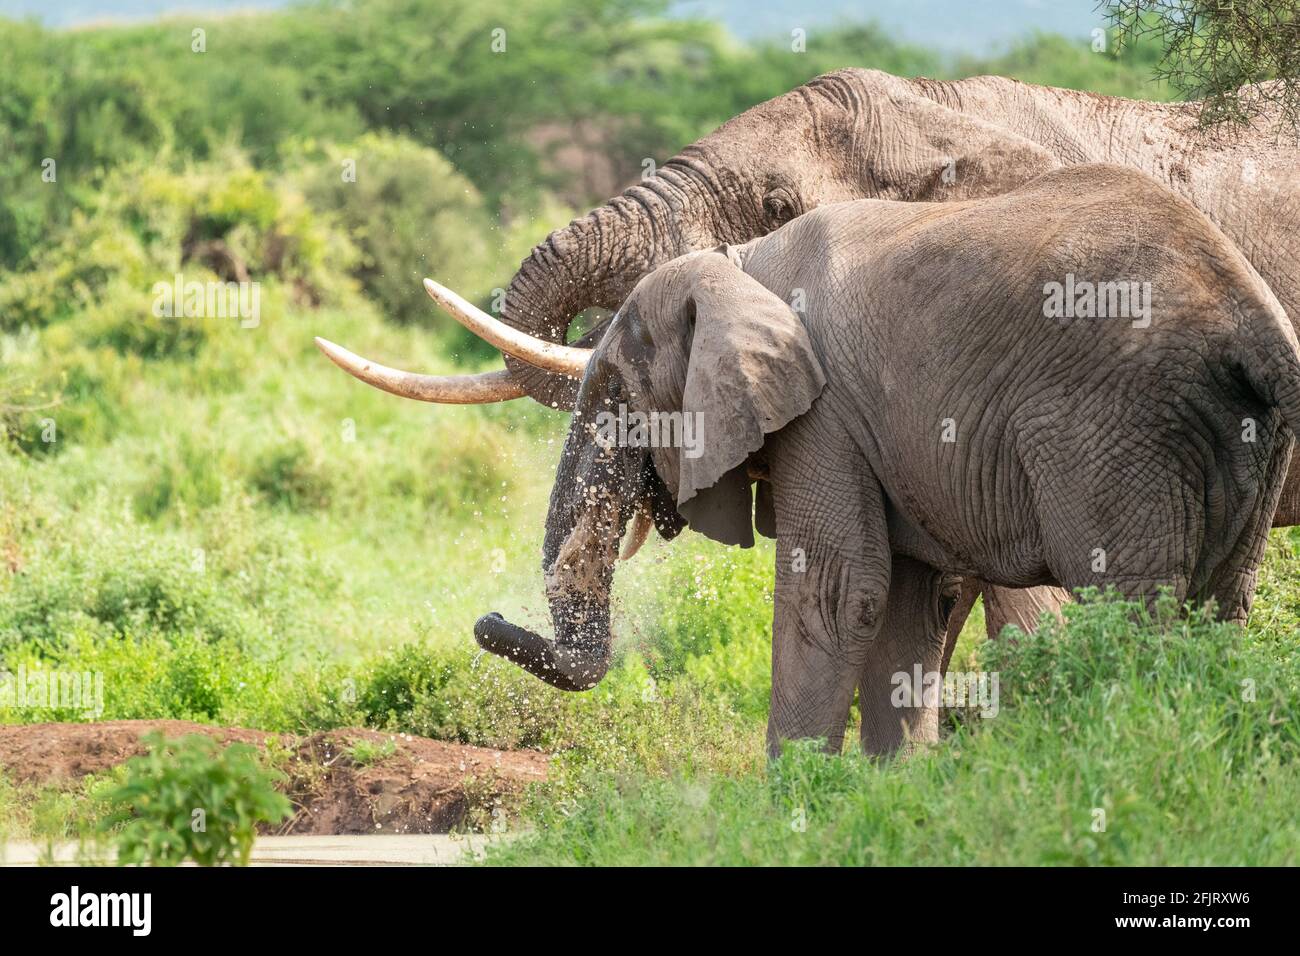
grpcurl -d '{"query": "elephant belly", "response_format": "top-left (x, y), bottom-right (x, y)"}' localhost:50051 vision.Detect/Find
top-left (876, 452), bottom-right (1054, 588)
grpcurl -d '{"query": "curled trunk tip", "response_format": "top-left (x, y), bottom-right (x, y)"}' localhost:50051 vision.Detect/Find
top-left (474, 612), bottom-right (608, 691)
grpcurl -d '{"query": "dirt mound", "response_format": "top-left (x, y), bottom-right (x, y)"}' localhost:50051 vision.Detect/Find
top-left (0, 720), bottom-right (548, 835)
top-left (283, 728), bottom-right (547, 834)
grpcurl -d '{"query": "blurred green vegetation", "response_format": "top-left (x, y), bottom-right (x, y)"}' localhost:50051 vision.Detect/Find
top-left (6, 0), bottom-right (1286, 865)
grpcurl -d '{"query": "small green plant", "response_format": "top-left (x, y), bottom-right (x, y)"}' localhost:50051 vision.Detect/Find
top-left (99, 732), bottom-right (291, 866)
top-left (345, 737), bottom-right (397, 766)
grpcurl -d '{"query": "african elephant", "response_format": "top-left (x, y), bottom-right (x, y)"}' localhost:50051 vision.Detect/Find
top-left (318, 68), bottom-right (1300, 655)
top-left (468, 165), bottom-right (1300, 756)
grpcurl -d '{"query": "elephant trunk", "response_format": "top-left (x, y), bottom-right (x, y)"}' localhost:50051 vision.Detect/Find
top-left (474, 598), bottom-right (611, 692)
top-left (502, 175), bottom-right (705, 409)
top-left (475, 445), bottom-right (627, 690)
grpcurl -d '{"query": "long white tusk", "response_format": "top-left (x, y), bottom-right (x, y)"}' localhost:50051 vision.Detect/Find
top-left (423, 278), bottom-right (590, 378)
top-left (314, 337), bottom-right (526, 404)
top-left (619, 503), bottom-right (654, 561)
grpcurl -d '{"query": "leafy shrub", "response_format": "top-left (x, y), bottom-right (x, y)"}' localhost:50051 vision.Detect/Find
top-left (248, 437), bottom-right (335, 512)
top-left (355, 642), bottom-right (459, 729)
top-left (0, 154), bottom-right (357, 334)
top-left (100, 732), bottom-right (290, 866)
top-left (0, 529), bottom-right (250, 650)
top-left (74, 287), bottom-right (213, 361)
top-left (294, 133), bottom-right (497, 328)
top-left (0, 623), bottom-right (323, 730)
top-left (0, 363), bottom-right (65, 457)
top-left (0, 336), bottom-right (146, 457)
top-left (0, 209), bottom-right (154, 329)
top-left (636, 543), bottom-right (774, 717)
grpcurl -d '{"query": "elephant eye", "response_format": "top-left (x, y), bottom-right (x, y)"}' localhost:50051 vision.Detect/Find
top-left (763, 196), bottom-right (790, 223)
top-left (762, 188), bottom-right (798, 226)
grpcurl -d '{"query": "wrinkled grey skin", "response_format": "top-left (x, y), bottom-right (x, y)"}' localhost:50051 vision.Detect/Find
top-left (500, 67), bottom-right (1300, 650)
top-left (479, 165), bottom-right (1300, 757)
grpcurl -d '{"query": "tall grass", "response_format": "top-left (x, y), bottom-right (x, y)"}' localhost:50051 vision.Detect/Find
top-left (486, 594), bottom-right (1300, 865)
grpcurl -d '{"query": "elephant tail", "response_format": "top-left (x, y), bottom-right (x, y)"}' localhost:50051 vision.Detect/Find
top-left (1234, 294), bottom-right (1300, 442)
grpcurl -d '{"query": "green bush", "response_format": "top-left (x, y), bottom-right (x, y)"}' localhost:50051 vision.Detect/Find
top-left (293, 133), bottom-right (498, 329)
top-left (648, 544), bottom-right (774, 717)
top-left (100, 732), bottom-right (290, 867)
top-left (248, 437), bottom-right (335, 512)
top-left (355, 642), bottom-right (459, 730)
top-left (0, 209), bottom-right (154, 330)
top-left (0, 155), bottom-right (357, 334)
top-left (75, 288), bottom-right (213, 361)
top-left (0, 527), bottom-right (250, 651)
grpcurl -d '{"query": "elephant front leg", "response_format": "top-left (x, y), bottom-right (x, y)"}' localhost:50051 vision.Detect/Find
top-left (858, 556), bottom-right (957, 757)
top-left (768, 577), bottom-right (875, 757)
top-left (765, 423), bottom-right (892, 758)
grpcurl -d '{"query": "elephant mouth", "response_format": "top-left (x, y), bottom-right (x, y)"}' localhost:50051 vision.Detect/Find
top-left (474, 611), bottom-right (609, 692)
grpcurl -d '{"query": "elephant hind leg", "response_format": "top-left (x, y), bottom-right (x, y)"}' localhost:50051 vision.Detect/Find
top-left (939, 578), bottom-right (981, 675)
top-left (982, 583), bottom-right (1071, 639)
top-left (858, 556), bottom-right (956, 758)
top-left (1196, 440), bottom-right (1292, 623)
top-left (937, 581), bottom-right (1069, 678)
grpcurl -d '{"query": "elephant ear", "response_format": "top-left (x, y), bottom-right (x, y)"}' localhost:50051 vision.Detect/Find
top-left (876, 83), bottom-right (1060, 201)
top-left (636, 253), bottom-right (825, 547)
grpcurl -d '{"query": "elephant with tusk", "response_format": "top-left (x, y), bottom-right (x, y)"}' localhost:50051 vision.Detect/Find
top-left (318, 67), bottom-right (1300, 658)
top-left (467, 165), bottom-right (1300, 756)
top-left (314, 279), bottom-right (587, 402)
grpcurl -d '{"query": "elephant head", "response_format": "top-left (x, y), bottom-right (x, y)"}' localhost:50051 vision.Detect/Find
top-left (318, 69), bottom-right (1057, 406)
top-left (474, 249), bottom-right (824, 689)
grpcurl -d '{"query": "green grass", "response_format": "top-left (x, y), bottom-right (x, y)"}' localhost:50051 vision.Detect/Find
top-left (0, 769), bottom-right (120, 849)
top-left (485, 594), bottom-right (1300, 865)
top-left (344, 738), bottom-right (397, 766)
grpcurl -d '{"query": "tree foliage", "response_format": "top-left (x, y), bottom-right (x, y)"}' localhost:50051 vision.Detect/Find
top-left (1106, 0), bottom-right (1300, 130)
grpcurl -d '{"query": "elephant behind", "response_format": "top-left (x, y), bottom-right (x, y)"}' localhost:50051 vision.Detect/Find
top-left (473, 165), bottom-right (1300, 756)
top-left (320, 67), bottom-right (1300, 650)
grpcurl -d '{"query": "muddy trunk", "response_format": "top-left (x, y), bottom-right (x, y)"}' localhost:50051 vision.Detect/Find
top-left (501, 179), bottom-right (700, 409)
top-left (474, 420), bottom-right (626, 689)
top-left (474, 547), bottom-right (617, 692)
top-left (474, 598), bottom-right (612, 691)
